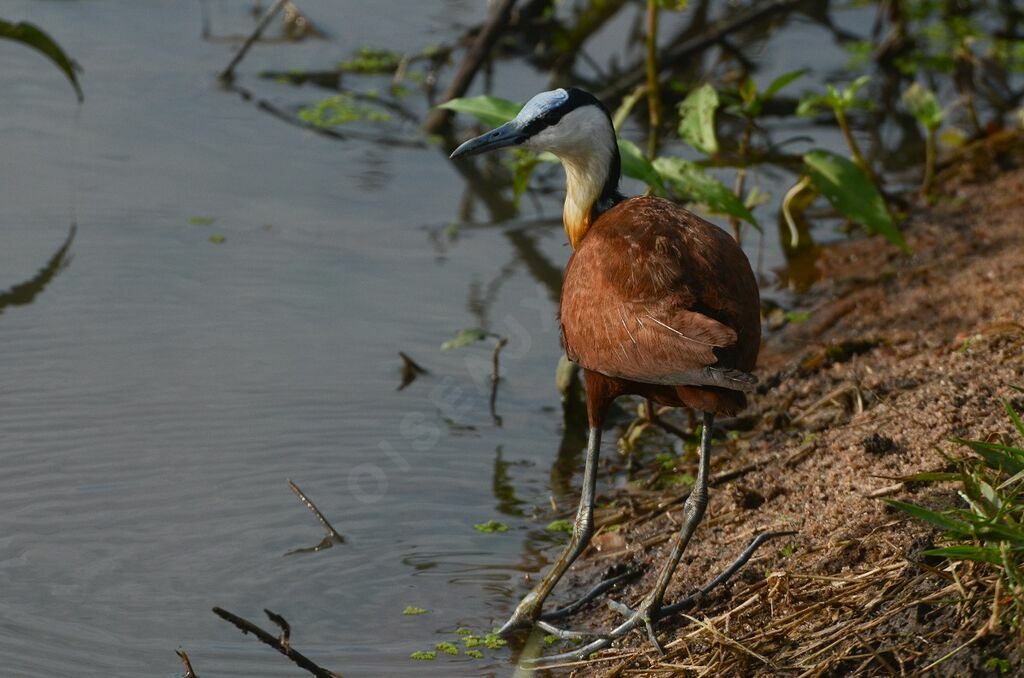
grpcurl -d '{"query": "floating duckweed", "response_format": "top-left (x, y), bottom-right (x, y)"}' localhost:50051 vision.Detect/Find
top-left (473, 520), bottom-right (509, 533)
top-left (483, 632), bottom-right (507, 649)
top-left (410, 651), bottom-right (436, 660)
top-left (208, 234), bottom-right (226, 244)
top-left (464, 649), bottom-right (484, 659)
top-left (454, 627), bottom-right (472, 636)
top-left (435, 641), bottom-right (459, 656)
top-left (298, 93), bottom-right (392, 128)
top-left (187, 216), bottom-right (215, 226)
top-left (402, 606), bottom-right (428, 616)
top-left (339, 47), bottom-right (400, 74)
top-left (462, 635), bottom-right (482, 648)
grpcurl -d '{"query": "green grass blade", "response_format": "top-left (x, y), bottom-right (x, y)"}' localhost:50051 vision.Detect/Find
top-left (885, 499), bottom-right (972, 534)
top-left (923, 545), bottom-right (1003, 565)
top-left (1003, 399), bottom-right (1024, 439)
top-left (0, 20), bottom-right (82, 101)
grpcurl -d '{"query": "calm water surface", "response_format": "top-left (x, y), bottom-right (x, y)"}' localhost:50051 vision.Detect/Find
top-left (1, 2), bottom-right (871, 675)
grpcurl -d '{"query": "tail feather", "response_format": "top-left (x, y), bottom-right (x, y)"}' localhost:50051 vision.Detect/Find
top-left (649, 366), bottom-right (758, 391)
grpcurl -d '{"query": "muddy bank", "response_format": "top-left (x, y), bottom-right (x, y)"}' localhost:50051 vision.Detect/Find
top-left (532, 147), bottom-right (1024, 675)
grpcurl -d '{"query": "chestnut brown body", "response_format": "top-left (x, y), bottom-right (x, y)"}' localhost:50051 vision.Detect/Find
top-left (560, 196), bottom-right (761, 426)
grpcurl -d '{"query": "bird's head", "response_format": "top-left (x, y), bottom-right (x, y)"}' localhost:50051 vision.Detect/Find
top-left (450, 88), bottom-right (622, 248)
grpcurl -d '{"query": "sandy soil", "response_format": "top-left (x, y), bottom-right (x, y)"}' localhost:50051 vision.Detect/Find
top-left (536, 147), bottom-right (1024, 676)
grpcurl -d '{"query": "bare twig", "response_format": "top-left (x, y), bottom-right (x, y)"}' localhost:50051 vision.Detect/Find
top-left (212, 607), bottom-right (341, 678)
top-left (219, 0), bottom-right (290, 82)
top-left (264, 608), bottom-right (292, 651)
top-left (489, 337), bottom-right (509, 426)
top-left (398, 352), bottom-right (428, 391)
top-left (176, 649), bottom-right (199, 678)
top-left (423, 0), bottom-right (518, 133)
top-left (287, 480), bottom-right (345, 555)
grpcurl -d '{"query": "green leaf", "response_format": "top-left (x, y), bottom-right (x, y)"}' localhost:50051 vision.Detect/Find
top-left (885, 499), bottom-right (973, 533)
top-left (761, 69), bottom-right (808, 102)
top-left (618, 138), bottom-right (666, 194)
top-left (1003, 400), bottom-right (1024, 440)
top-left (403, 606), bottom-right (428, 615)
top-left (0, 20), bottom-right (82, 102)
top-left (438, 95), bottom-right (521, 128)
top-left (902, 83), bottom-right (944, 130)
top-left (441, 327), bottom-right (489, 351)
top-left (677, 84), bottom-right (720, 155)
top-left (796, 93), bottom-right (829, 117)
top-left (803, 150), bottom-right (907, 251)
top-left (652, 157), bottom-right (759, 228)
top-left (511, 149), bottom-right (540, 205)
top-left (923, 545), bottom-right (1005, 565)
top-left (409, 651), bottom-right (436, 660)
top-left (745, 69), bottom-right (807, 117)
top-left (954, 438), bottom-right (1024, 475)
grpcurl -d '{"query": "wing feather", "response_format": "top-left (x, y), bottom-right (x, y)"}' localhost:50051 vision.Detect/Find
top-left (559, 196), bottom-right (760, 388)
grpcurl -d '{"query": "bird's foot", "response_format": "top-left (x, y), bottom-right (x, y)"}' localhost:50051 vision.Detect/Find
top-left (522, 531), bottom-right (794, 667)
top-left (495, 591), bottom-right (543, 637)
top-left (499, 566), bottom-right (642, 638)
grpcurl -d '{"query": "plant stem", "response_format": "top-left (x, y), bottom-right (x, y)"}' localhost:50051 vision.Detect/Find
top-left (835, 108), bottom-right (880, 188)
top-left (644, 0), bottom-right (663, 158)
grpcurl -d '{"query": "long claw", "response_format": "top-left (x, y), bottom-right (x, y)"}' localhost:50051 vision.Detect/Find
top-left (539, 568), bottom-right (643, 622)
top-left (523, 530), bottom-right (793, 666)
top-left (535, 620), bottom-right (594, 641)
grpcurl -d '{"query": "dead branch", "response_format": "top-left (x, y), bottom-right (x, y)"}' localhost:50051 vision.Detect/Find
top-left (176, 649), bottom-right (198, 678)
top-left (212, 607), bottom-right (341, 678)
top-left (219, 0), bottom-right (290, 82)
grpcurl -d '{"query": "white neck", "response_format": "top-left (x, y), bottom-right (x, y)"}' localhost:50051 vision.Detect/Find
top-left (526, 106), bottom-right (616, 248)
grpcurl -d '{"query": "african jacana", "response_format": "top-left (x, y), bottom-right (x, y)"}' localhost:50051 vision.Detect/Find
top-left (451, 88), bottom-right (771, 659)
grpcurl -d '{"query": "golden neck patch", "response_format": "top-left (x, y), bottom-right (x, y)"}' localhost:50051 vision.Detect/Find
top-left (561, 150), bottom-right (608, 249)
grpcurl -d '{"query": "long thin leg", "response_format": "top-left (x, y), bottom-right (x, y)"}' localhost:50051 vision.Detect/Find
top-left (497, 425), bottom-right (601, 635)
top-left (641, 411), bottom-right (715, 613)
top-left (525, 411), bottom-right (717, 660)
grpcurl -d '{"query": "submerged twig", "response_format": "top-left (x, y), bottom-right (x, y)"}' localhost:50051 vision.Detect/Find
top-left (212, 607), bottom-right (341, 678)
top-left (287, 480), bottom-right (345, 555)
top-left (219, 0), bottom-right (290, 82)
top-left (176, 649), bottom-right (199, 678)
top-left (398, 352), bottom-right (429, 391)
top-left (489, 337), bottom-right (509, 426)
